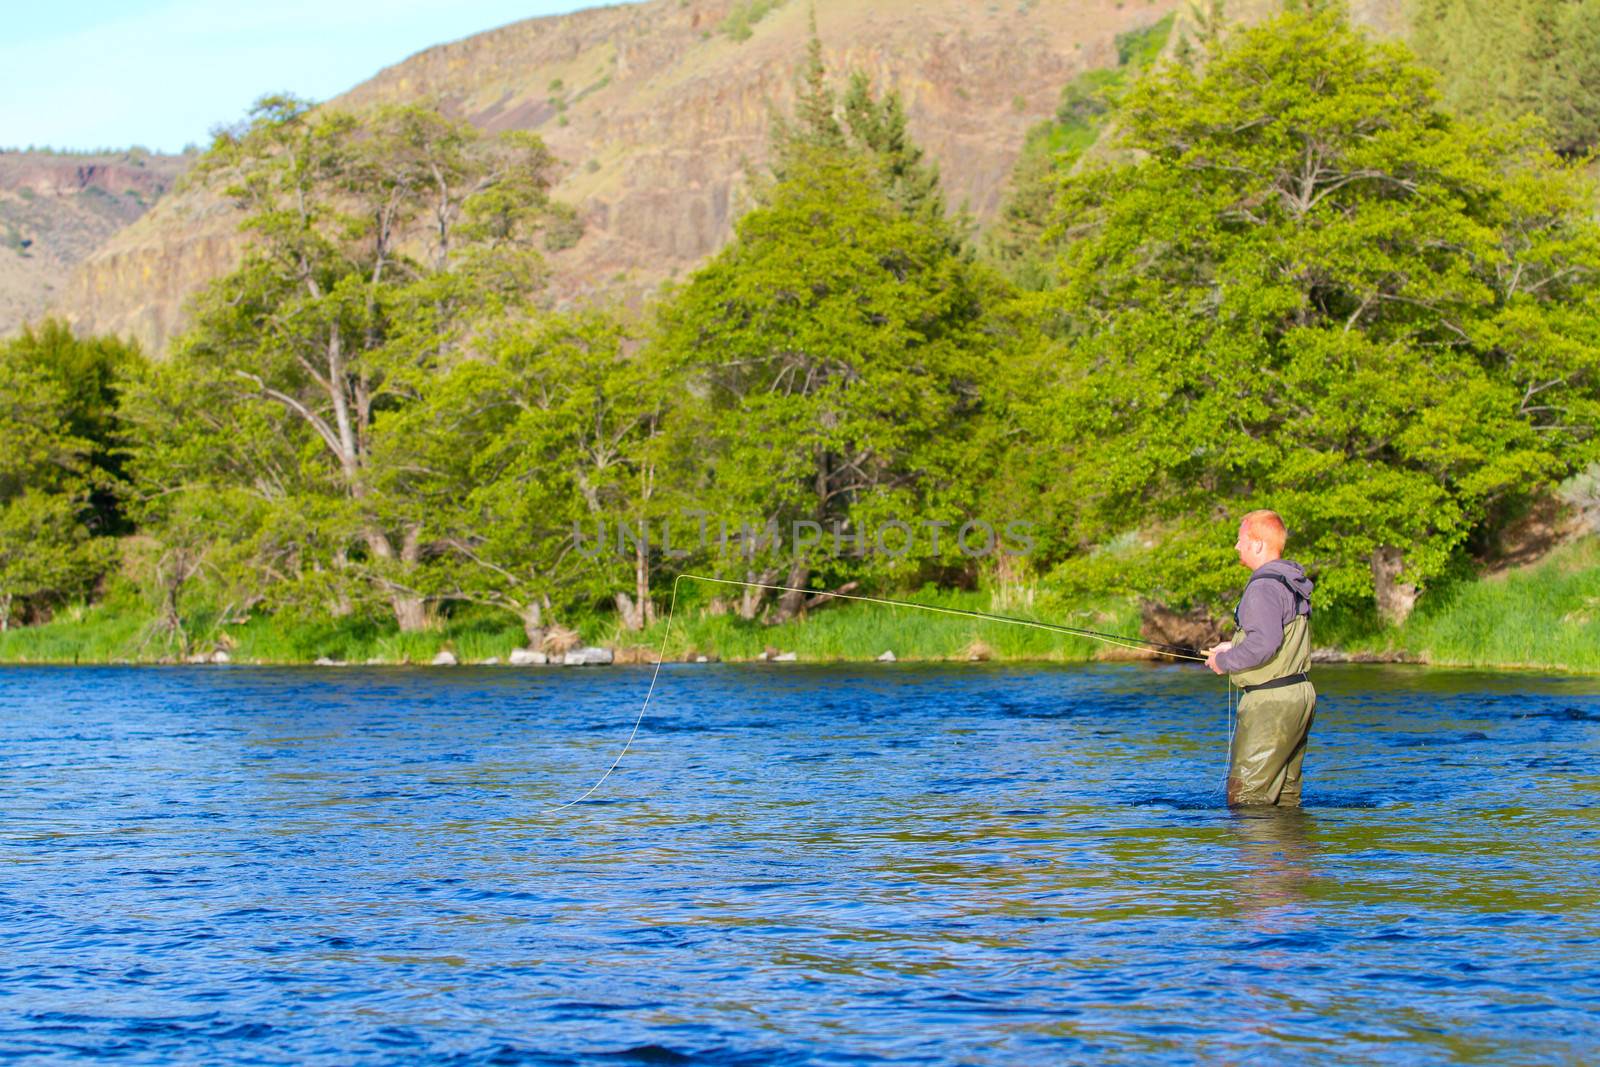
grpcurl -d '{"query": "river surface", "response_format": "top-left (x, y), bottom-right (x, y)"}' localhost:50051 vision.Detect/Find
top-left (1, 663), bottom-right (1597, 1064)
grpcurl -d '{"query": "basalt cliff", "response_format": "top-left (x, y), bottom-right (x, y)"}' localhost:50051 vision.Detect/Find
top-left (40, 0), bottom-right (1403, 355)
top-left (0, 150), bottom-right (188, 337)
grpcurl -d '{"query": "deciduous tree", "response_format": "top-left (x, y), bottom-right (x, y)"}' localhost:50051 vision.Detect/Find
top-left (1028, 9), bottom-right (1600, 620)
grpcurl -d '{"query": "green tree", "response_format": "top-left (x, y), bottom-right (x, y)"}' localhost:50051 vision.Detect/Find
top-left (987, 14), bottom-right (1174, 288)
top-left (1413, 0), bottom-right (1600, 155)
top-left (779, 10), bottom-right (844, 153)
top-left (1540, 0), bottom-right (1600, 153)
top-left (1027, 9), bottom-right (1600, 622)
top-left (2, 318), bottom-right (141, 534)
top-left (839, 72), bottom-right (947, 230)
top-left (387, 310), bottom-right (675, 642)
top-left (773, 22), bottom-right (952, 234)
top-left (0, 347), bottom-right (116, 629)
top-left (132, 96), bottom-right (565, 631)
top-left (121, 355), bottom-right (309, 648)
top-left (657, 145), bottom-right (1001, 622)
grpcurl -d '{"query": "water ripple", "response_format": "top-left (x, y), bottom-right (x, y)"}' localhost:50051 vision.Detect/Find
top-left (0, 663), bottom-right (1597, 1063)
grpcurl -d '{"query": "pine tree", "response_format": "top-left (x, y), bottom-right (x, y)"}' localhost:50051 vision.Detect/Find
top-left (791, 10), bottom-right (843, 150)
top-left (1413, 0), bottom-right (1600, 155)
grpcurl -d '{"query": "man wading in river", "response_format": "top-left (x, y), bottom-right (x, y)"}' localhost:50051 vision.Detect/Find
top-left (1204, 510), bottom-right (1316, 807)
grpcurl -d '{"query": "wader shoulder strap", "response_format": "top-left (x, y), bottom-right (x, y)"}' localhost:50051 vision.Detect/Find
top-left (1234, 573), bottom-right (1311, 626)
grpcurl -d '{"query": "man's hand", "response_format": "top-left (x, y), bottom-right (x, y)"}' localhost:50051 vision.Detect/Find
top-left (1203, 641), bottom-right (1233, 676)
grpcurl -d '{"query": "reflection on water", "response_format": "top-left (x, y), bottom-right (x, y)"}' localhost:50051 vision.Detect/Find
top-left (1228, 808), bottom-right (1320, 920)
top-left (0, 662), bottom-right (1597, 1063)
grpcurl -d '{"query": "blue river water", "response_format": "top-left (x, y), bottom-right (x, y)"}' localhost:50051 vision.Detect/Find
top-left (1, 662), bottom-right (1598, 1064)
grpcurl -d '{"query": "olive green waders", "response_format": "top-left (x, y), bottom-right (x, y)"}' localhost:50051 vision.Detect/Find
top-left (1228, 615), bottom-right (1316, 806)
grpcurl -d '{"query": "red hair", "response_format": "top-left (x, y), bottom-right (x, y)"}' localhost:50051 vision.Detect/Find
top-left (1241, 509), bottom-right (1287, 555)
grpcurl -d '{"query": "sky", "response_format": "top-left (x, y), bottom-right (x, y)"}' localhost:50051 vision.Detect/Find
top-left (1, 0), bottom-right (604, 154)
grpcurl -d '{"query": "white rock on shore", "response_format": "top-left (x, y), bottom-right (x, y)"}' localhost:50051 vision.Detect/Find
top-left (431, 650), bottom-right (458, 666)
top-left (508, 648), bottom-right (549, 666)
top-left (563, 646), bottom-right (614, 666)
top-left (773, 651), bottom-right (797, 662)
top-left (877, 650), bottom-right (896, 662)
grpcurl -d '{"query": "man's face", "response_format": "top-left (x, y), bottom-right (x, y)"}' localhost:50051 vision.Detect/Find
top-left (1235, 523), bottom-right (1257, 568)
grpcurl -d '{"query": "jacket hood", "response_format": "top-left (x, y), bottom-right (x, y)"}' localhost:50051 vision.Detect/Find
top-left (1255, 558), bottom-right (1314, 603)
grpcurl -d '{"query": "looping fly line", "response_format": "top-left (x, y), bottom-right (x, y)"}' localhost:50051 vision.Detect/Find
top-left (543, 573), bottom-right (1207, 813)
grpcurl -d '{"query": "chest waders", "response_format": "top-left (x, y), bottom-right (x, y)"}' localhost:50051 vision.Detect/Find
top-left (1227, 576), bottom-right (1317, 807)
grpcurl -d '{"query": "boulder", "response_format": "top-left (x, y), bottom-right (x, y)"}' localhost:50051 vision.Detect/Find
top-left (431, 650), bottom-right (458, 666)
top-left (773, 651), bottom-right (797, 662)
top-left (877, 650), bottom-right (896, 662)
top-left (563, 646), bottom-right (614, 666)
top-left (313, 656), bottom-right (338, 666)
top-left (695, 655), bottom-right (709, 663)
top-left (508, 648), bottom-right (549, 666)
top-left (479, 657), bottom-right (500, 666)
top-left (1136, 599), bottom-right (1221, 659)
top-left (210, 650), bottom-right (231, 664)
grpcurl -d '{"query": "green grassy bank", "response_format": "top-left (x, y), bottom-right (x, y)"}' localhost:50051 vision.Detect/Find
top-left (1314, 536), bottom-right (1600, 672)
top-left (3, 537), bottom-right (1598, 673)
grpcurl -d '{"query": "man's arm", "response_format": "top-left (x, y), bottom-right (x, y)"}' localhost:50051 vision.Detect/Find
top-left (1210, 582), bottom-right (1289, 674)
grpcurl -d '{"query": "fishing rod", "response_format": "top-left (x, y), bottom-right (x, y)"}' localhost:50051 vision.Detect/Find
top-left (544, 572), bottom-right (1209, 813)
top-left (675, 574), bottom-right (1206, 660)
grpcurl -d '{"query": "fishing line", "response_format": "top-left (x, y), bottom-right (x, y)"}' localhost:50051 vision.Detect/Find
top-left (544, 572), bottom-right (1208, 813)
top-left (1218, 678), bottom-right (1237, 800)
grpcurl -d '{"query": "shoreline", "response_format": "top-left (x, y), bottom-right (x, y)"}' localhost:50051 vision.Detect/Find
top-left (4, 536), bottom-right (1597, 675)
top-left (3, 649), bottom-right (1598, 676)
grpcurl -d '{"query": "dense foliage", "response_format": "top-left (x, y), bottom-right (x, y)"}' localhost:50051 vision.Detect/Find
top-left (122, 96), bottom-right (568, 635)
top-left (1015, 10), bottom-right (1600, 614)
top-left (0, 322), bottom-right (138, 629)
top-left (1412, 0), bottom-right (1600, 156)
top-left (6, 7), bottom-right (1599, 653)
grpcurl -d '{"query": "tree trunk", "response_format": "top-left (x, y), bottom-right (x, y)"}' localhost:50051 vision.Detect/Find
top-left (393, 524), bottom-right (428, 631)
top-left (0, 592), bottom-right (10, 632)
top-left (613, 538), bottom-right (657, 631)
top-left (635, 540), bottom-right (654, 628)
top-left (615, 592), bottom-right (642, 631)
top-left (770, 562), bottom-right (811, 624)
top-left (159, 549), bottom-right (193, 654)
top-left (328, 545), bottom-right (353, 618)
top-left (391, 597), bottom-right (428, 632)
top-left (1370, 546), bottom-right (1419, 627)
top-left (738, 568), bottom-right (777, 620)
top-left (521, 602), bottom-right (544, 647)
top-left (366, 524), bottom-right (429, 632)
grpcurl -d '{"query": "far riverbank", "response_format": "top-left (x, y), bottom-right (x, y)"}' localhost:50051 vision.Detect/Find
top-left (3, 538), bottom-right (1597, 675)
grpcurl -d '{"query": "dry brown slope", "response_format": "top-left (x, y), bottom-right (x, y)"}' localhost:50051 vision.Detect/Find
top-left (0, 150), bottom-right (189, 337)
top-left (58, 0), bottom-right (1406, 356)
top-left (58, 0), bottom-right (1191, 355)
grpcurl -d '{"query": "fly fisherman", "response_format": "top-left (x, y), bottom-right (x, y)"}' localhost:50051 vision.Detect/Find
top-left (1204, 510), bottom-right (1316, 807)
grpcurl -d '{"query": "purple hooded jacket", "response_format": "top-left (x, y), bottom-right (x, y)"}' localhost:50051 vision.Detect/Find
top-left (1214, 559), bottom-right (1313, 673)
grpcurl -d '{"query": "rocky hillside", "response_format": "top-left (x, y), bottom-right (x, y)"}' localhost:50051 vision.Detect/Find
top-left (0, 150), bottom-right (189, 337)
top-left (52, 0), bottom-right (1404, 356)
